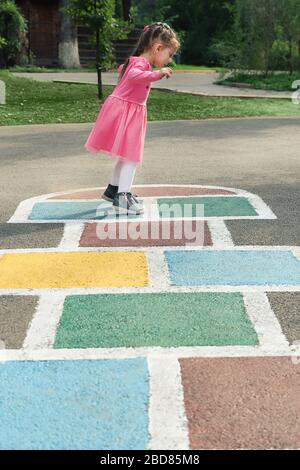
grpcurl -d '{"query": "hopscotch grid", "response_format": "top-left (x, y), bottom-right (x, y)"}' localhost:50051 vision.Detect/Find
top-left (7, 184), bottom-right (277, 223)
top-left (1, 183), bottom-right (296, 451)
top-left (12, 239), bottom-right (297, 357)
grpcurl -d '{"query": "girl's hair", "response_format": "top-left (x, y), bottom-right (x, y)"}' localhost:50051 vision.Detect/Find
top-left (118, 22), bottom-right (180, 83)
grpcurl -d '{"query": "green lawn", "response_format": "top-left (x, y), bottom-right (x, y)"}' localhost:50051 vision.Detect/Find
top-left (0, 69), bottom-right (299, 126)
top-left (217, 71), bottom-right (300, 92)
top-left (7, 64), bottom-right (226, 73)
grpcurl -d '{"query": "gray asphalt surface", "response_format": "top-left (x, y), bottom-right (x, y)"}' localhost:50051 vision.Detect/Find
top-left (0, 114), bottom-right (299, 351)
top-left (12, 71), bottom-right (292, 98)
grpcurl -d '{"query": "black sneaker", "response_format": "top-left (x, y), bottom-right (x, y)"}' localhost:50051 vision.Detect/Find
top-left (102, 184), bottom-right (140, 203)
top-left (101, 184), bottom-right (119, 202)
top-left (113, 192), bottom-right (144, 215)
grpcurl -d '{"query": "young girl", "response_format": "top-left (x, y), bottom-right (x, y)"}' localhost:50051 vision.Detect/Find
top-left (84, 21), bottom-right (180, 215)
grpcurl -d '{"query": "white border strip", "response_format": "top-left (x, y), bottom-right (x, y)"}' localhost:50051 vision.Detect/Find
top-left (0, 245), bottom-right (296, 254)
top-left (291, 247), bottom-right (300, 262)
top-left (7, 215), bottom-right (277, 224)
top-left (1, 286), bottom-right (300, 295)
top-left (148, 355), bottom-right (189, 450)
top-left (58, 223), bottom-right (85, 249)
top-left (22, 292), bottom-right (66, 350)
top-left (207, 220), bottom-right (234, 247)
top-left (243, 292), bottom-right (290, 351)
top-left (0, 346), bottom-right (295, 363)
top-left (147, 249), bottom-right (171, 289)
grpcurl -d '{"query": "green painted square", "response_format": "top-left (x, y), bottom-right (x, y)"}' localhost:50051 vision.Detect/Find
top-left (53, 292), bottom-right (258, 348)
top-left (157, 197), bottom-right (258, 218)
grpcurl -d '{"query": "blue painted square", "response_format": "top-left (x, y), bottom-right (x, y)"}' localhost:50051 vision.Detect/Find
top-left (0, 358), bottom-right (149, 450)
top-left (29, 201), bottom-right (142, 220)
top-left (165, 250), bottom-right (300, 286)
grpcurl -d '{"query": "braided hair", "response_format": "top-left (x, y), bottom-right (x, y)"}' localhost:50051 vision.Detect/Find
top-left (117, 22), bottom-right (180, 83)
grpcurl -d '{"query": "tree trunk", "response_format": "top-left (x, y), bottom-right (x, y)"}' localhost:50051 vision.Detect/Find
top-left (122, 0), bottom-right (131, 21)
top-left (287, 37), bottom-right (293, 75)
top-left (58, 0), bottom-right (80, 69)
top-left (298, 39), bottom-right (300, 72)
top-left (95, 27), bottom-right (103, 100)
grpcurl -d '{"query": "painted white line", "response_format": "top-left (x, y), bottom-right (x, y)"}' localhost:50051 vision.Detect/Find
top-left (0, 345), bottom-right (295, 363)
top-left (8, 215), bottom-right (276, 224)
top-left (245, 191), bottom-right (277, 220)
top-left (1, 285), bottom-right (300, 295)
top-left (243, 292), bottom-right (290, 351)
top-left (291, 246), bottom-right (300, 262)
top-left (148, 355), bottom-right (189, 450)
top-left (147, 249), bottom-right (171, 289)
top-left (22, 292), bottom-right (66, 350)
top-left (58, 222), bottom-right (85, 249)
top-left (0, 245), bottom-right (298, 254)
top-left (207, 220), bottom-right (234, 247)
top-left (24, 194), bottom-right (271, 200)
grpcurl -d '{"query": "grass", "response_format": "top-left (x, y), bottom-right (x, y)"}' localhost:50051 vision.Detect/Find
top-left (217, 71), bottom-right (300, 91)
top-left (0, 69), bottom-right (299, 126)
top-left (171, 64), bottom-right (225, 72)
top-left (7, 64), bottom-right (226, 73)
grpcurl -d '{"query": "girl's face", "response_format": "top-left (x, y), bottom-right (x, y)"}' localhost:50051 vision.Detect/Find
top-left (152, 43), bottom-right (176, 68)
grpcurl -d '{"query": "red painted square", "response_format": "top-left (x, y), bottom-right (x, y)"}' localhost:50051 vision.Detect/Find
top-left (180, 356), bottom-right (300, 449)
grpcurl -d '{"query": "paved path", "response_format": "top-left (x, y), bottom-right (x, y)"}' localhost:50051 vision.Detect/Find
top-left (0, 117), bottom-right (300, 449)
top-left (12, 71), bottom-right (293, 99)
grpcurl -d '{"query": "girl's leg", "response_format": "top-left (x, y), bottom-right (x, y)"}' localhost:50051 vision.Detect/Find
top-left (110, 158), bottom-right (124, 186)
top-left (118, 160), bottom-right (138, 193)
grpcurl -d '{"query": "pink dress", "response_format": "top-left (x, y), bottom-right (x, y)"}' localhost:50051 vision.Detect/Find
top-left (84, 56), bottom-right (162, 165)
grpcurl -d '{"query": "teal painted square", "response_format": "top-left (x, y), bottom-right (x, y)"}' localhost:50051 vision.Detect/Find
top-left (29, 201), bottom-right (142, 220)
top-left (53, 292), bottom-right (258, 348)
top-left (0, 359), bottom-right (149, 450)
top-left (165, 250), bottom-right (300, 286)
top-left (157, 196), bottom-right (257, 218)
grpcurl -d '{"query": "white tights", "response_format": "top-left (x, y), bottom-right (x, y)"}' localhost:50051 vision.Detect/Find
top-left (110, 158), bottom-right (138, 193)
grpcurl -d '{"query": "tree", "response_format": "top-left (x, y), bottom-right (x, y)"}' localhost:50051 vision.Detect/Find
top-left (0, 0), bottom-right (27, 67)
top-left (276, 0), bottom-right (300, 73)
top-left (63, 0), bottom-right (134, 99)
top-left (131, 0), bottom-right (178, 27)
top-left (164, 0), bottom-right (235, 65)
top-left (58, 0), bottom-right (81, 69)
top-left (122, 0), bottom-right (131, 21)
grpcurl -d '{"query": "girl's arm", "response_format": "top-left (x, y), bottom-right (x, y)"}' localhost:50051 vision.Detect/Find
top-left (126, 63), bottom-right (162, 83)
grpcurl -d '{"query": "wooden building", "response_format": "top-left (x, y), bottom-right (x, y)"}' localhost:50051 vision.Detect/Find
top-left (15, 0), bottom-right (139, 68)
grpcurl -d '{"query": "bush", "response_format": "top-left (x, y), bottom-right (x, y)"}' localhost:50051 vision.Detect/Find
top-left (0, 0), bottom-right (27, 67)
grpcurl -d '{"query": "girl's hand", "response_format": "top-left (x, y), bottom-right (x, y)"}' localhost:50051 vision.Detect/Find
top-left (159, 67), bottom-right (173, 79)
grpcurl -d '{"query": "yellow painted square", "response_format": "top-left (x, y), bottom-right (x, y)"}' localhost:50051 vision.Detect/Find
top-left (0, 251), bottom-right (148, 288)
